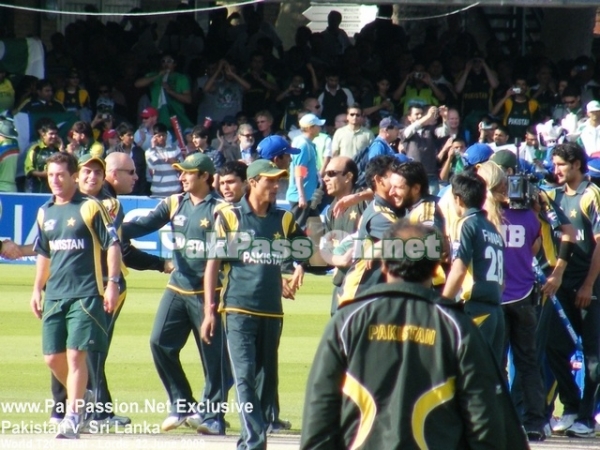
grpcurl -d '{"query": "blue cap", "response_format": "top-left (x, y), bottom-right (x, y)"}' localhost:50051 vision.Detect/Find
top-left (463, 143), bottom-right (493, 167)
top-left (394, 152), bottom-right (410, 163)
top-left (588, 158), bottom-right (600, 179)
top-left (257, 135), bottom-right (301, 160)
top-left (379, 117), bottom-right (401, 129)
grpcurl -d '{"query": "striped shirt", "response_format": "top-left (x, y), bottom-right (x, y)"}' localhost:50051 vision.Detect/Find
top-left (145, 146), bottom-right (182, 197)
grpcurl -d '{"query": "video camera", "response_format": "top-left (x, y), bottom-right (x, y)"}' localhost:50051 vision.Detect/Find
top-left (507, 139), bottom-right (540, 210)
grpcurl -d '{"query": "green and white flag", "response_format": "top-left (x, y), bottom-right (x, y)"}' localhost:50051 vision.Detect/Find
top-left (0, 38), bottom-right (44, 79)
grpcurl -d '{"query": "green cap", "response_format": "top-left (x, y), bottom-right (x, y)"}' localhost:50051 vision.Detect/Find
top-left (78, 153), bottom-right (106, 170)
top-left (172, 152), bottom-right (215, 174)
top-left (247, 159), bottom-right (288, 179)
top-left (490, 149), bottom-right (517, 171)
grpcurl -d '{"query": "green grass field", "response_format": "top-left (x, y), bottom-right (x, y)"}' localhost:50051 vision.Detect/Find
top-left (0, 265), bottom-right (333, 435)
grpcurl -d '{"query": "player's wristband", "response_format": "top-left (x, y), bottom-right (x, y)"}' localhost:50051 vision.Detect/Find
top-left (558, 241), bottom-right (574, 261)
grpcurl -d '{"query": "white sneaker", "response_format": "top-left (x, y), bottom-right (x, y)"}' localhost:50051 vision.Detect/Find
top-left (185, 413), bottom-right (203, 430)
top-left (161, 415), bottom-right (187, 432)
top-left (552, 413), bottom-right (577, 433)
top-left (48, 416), bottom-right (63, 426)
top-left (55, 417), bottom-right (80, 439)
top-left (566, 422), bottom-right (595, 438)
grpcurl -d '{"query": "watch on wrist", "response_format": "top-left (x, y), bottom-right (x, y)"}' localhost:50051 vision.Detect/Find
top-left (107, 276), bottom-right (120, 284)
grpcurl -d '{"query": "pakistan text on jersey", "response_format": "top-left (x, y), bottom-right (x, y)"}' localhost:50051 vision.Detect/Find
top-left (164, 231), bottom-right (314, 261)
top-left (49, 239), bottom-right (85, 250)
top-left (368, 324), bottom-right (437, 346)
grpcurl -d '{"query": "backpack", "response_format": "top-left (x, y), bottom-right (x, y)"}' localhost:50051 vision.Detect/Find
top-left (353, 145), bottom-right (371, 190)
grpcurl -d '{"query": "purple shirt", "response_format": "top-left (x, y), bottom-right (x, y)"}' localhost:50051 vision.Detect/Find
top-left (500, 208), bottom-right (541, 303)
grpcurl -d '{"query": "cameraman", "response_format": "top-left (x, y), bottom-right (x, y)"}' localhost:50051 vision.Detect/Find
top-left (480, 156), bottom-right (548, 441)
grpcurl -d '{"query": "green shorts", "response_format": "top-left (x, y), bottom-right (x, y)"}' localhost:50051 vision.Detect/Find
top-left (42, 296), bottom-right (109, 355)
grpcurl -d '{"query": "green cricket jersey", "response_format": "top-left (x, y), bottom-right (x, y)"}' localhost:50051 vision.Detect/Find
top-left (123, 191), bottom-right (224, 294)
top-left (337, 194), bottom-right (404, 308)
top-left (34, 190), bottom-right (120, 300)
top-left (548, 180), bottom-right (600, 283)
top-left (537, 189), bottom-right (571, 269)
top-left (215, 196), bottom-right (306, 317)
top-left (406, 194), bottom-right (447, 286)
top-left (452, 208), bottom-right (504, 304)
top-left (24, 141), bottom-right (60, 194)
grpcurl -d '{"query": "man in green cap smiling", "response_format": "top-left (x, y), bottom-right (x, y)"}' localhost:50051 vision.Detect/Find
top-left (202, 159), bottom-right (311, 449)
top-left (123, 152), bottom-right (231, 435)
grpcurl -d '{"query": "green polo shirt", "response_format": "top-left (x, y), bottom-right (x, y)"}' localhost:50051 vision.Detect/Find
top-left (34, 190), bottom-right (120, 300)
top-left (453, 208), bottom-right (504, 304)
top-left (549, 180), bottom-right (600, 282)
top-left (215, 195), bottom-right (306, 317)
top-left (123, 191), bottom-right (224, 294)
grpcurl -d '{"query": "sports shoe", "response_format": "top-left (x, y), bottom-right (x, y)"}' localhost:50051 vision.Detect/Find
top-left (552, 413), bottom-right (577, 433)
top-left (161, 415), bottom-right (187, 432)
top-left (185, 413), bottom-right (203, 430)
top-left (543, 423), bottom-right (552, 439)
top-left (107, 415), bottom-right (131, 426)
top-left (267, 419), bottom-right (292, 434)
top-left (49, 416), bottom-right (63, 426)
top-left (55, 417), bottom-right (80, 439)
top-left (196, 418), bottom-right (225, 436)
top-left (525, 428), bottom-right (546, 442)
top-left (566, 421), bottom-right (595, 438)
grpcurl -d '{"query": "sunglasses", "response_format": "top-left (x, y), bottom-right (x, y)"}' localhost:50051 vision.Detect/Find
top-left (324, 170), bottom-right (345, 177)
top-left (117, 169), bottom-right (136, 175)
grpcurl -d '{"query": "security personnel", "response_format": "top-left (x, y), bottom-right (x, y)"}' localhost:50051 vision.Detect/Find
top-left (201, 159), bottom-right (309, 450)
top-left (389, 161), bottom-right (447, 290)
top-left (545, 142), bottom-right (600, 437)
top-left (336, 155), bottom-right (404, 309)
top-left (442, 173), bottom-right (506, 364)
top-left (301, 220), bottom-right (529, 450)
top-left (123, 153), bottom-right (231, 435)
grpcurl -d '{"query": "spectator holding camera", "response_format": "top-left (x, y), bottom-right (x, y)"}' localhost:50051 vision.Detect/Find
top-left (198, 59), bottom-right (249, 124)
top-left (403, 105), bottom-right (441, 194)
top-left (491, 76), bottom-right (541, 142)
top-left (392, 63), bottom-right (445, 115)
top-left (455, 52), bottom-right (499, 136)
top-left (134, 107), bottom-right (174, 151)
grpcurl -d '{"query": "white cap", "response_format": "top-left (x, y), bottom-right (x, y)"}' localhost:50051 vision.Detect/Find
top-left (299, 113), bottom-right (326, 127)
top-left (587, 100), bottom-right (600, 113)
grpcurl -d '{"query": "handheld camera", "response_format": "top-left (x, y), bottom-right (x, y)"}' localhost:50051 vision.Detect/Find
top-left (507, 138), bottom-right (539, 209)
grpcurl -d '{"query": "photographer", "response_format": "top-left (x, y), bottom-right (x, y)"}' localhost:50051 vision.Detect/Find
top-left (392, 63), bottom-right (445, 115)
top-left (478, 158), bottom-right (548, 441)
top-left (491, 76), bottom-right (541, 142)
top-left (455, 53), bottom-right (499, 136)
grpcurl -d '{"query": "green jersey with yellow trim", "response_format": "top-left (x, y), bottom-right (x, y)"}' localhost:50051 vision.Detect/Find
top-left (215, 196), bottom-right (305, 317)
top-left (337, 195), bottom-right (404, 307)
top-left (301, 281), bottom-right (529, 450)
top-left (452, 208), bottom-right (504, 304)
top-left (123, 191), bottom-right (224, 294)
top-left (548, 180), bottom-right (600, 281)
top-left (536, 189), bottom-right (571, 269)
top-left (34, 190), bottom-right (120, 300)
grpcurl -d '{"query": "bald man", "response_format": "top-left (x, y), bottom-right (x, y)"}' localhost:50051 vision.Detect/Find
top-left (321, 156), bottom-right (366, 315)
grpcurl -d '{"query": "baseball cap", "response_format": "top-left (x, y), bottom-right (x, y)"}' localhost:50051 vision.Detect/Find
top-left (587, 100), bottom-right (600, 113)
top-left (246, 159), bottom-right (288, 179)
top-left (78, 153), bottom-right (106, 170)
top-left (379, 117), bottom-right (401, 129)
top-left (257, 136), bottom-right (300, 160)
top-left (588, 158), bottom-right (600, 178)
top-left (490, 150), bottom-right (517, 171)
top-left (463, 143), bottom-right (494, 167)
top-left (141, 107), bottom-right (158, 118)
top-left (172, 153), bottom-right (216, 174)
top-left (102, 129), bottom-right (118, 141)
top-left (299, 113), bottom-right (326, 128)
top-left (221, 115), bottom-right (237, 125)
